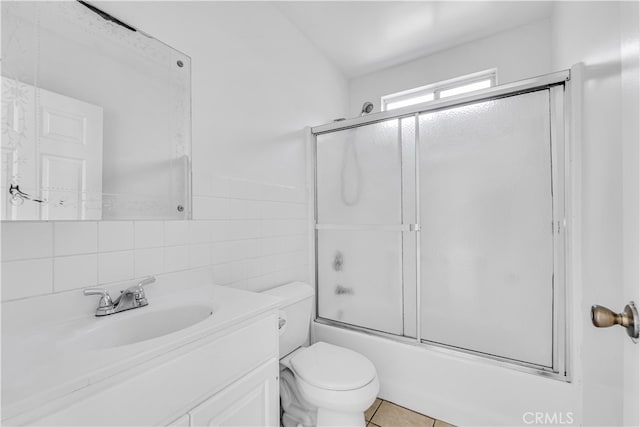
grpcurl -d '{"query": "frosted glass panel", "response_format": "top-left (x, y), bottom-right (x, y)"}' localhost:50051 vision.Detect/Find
top-left (419, 90), bottom-right (554, 367)
top-left (317, 230), bottom-right (403, 335)
top-left (316, 119), bottom-right (401, 224)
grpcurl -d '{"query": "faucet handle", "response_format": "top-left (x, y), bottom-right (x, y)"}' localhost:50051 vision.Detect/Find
top-left (83, 288), bottom-right (115, 316)
top-left (137, 276), bottom-right (156, 288)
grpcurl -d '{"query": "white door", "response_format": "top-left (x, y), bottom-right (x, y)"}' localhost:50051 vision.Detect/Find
top-left (0, 77), bottom-right (103, 220)
top-left (37, 87), bottom-right (103, 220)
top-left (621, 2), bottom-right (640, 424)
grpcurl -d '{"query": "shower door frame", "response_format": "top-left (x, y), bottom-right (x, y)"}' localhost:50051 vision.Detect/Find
top-left (310, 70), bottom-right (572, 380)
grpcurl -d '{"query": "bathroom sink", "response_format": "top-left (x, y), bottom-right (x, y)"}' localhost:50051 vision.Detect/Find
top-left (67, 305), bottom-right (213, 351)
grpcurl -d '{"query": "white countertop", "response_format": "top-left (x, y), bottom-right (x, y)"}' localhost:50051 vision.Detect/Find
top-left (1, 282), bottom-right (282, 421)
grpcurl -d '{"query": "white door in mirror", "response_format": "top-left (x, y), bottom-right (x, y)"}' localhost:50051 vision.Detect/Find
top-left (1, 77), bottom-right (103, 220)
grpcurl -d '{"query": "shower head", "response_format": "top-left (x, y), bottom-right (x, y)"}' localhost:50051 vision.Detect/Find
top-left (361, 102), bottom-right (374, 116)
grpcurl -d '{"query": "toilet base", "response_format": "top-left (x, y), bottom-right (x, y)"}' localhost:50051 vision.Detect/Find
top-left (280, 367), bottom-right (317, 427)
top-left (317, 407), bottom-right (366, 427)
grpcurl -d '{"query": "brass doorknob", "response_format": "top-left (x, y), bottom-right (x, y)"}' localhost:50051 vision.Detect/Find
top-left (591, 302), bottom-right (639, 342)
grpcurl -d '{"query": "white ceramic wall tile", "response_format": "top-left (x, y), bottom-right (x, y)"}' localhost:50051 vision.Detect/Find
top-left (54, 254), bottom-right (98, 292)
top-left (54, 222), bottom-right (98, 256)
top-left (99, 222), bottom-right (134, 252)
top-left (243, 258), bottom-right (262, 278)
top-left (1, 258), bottom-right (53, 300)
top-left (164, 221), bottom-right (189, 246)
top-left (211, 263), bottom-right (231, 285)
top-left (210, 177), bottom-right (231, 198)
top-left (189, 244), bottom-right (211, 268)
top-left (1, 222), bottom-right (53, 261)
top-left (246, 239), bottom-right (262, 258)
top-left (246, 275), bottom-right (269, 292)
top-left (192, 197), bottom-right (216, 220)
top-left (245, 221), bottom-right (262, 239)
top-left (229, 261), bottom-right (247, 282)
top-left (211, 221), bottom-right (231, 242)
top-left (229, 279), bottom-right (248, 289)
top-left (134, 221), bottom-right (164, 249)
top-left (164, 245), bottom-right (189, 272)
top-left (189, 221), bottom-right (212, 244)
top-left (211, 241), bottom-right (232, 265)
top-left (229, 240), bottom-right (247, 262)
top-left (134, 248), bottom-right (164, 278)
top-left (98, 251), bottom-right (134, 284)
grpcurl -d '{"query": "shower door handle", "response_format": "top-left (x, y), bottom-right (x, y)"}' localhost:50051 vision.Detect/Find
top-left (591, 302), bottom-right (639, 342)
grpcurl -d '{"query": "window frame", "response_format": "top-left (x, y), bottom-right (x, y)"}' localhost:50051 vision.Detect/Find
top-left (381, 69), bottom-right (498, 111)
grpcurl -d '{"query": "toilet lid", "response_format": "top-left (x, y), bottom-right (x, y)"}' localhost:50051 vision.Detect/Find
top-left (290, 342), bottom-right (377, 391)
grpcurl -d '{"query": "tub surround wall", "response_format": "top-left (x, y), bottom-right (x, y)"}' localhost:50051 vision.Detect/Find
top-left (1, 2), bottom-right (348, 302)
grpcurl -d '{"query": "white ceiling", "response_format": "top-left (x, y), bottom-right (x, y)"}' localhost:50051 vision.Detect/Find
top-left (275, 1), bottom-right (553, 78)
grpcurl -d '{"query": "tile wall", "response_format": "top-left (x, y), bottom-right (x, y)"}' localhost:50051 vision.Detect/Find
top-left (1, 181), bottom-right (309, 302)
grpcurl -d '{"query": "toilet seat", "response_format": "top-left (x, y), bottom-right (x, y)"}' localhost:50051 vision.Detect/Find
top-left (290, 342), bottom-right (377, 391)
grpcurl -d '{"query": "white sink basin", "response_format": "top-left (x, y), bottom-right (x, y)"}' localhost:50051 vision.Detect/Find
top-left (67, 305), bottom-right (213, 351)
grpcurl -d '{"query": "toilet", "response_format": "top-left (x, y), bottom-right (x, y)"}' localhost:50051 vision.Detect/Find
top-left (263, 282), bottom-right (379, 427)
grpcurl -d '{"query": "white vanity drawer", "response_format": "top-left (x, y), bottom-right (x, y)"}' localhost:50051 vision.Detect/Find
top-left (20, 313), bottom-right (278, 426)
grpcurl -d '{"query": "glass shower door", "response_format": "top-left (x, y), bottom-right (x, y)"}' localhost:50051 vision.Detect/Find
top-left (418, 89), bottom-right (558, 367)
top-left (315, 118), bottom-right (411, 336)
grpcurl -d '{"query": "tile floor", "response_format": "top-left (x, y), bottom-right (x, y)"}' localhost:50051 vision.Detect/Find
top-left (365, 398), bottom-right (456, 427)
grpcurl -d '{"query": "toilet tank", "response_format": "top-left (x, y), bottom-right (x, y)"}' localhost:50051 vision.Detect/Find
top-left (262, 282), bottom-right (314, 358)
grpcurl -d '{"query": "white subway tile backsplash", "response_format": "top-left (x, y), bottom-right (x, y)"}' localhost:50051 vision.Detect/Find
top-left (189, 244), bottom-right (210, 268)
top-left (245, 220), bottom-right (262, 239)
top-left (211, 221), bottom-right (230, 242)
top-left (134, 247), bottom-right (164, 278)
top-left (229, 240), bottom-right (247, 261)
top-left (54, 254), bottom-right (98, 292)
top-left (192, 196), bottom-right (217, 220)
top-left (211, 241), bottom-right (232, 265)
top-left (229, 260), bottom-right (247, 283)
top-left (54, 222), bottom-right (98, 256)
top-left (134, 221), bottom-right (164, 249)
top-left (1, 222), bottom-right (53, 261)
top-left (211, 263), bottom-right (231, 285)
top-left (243, 258), bottom-right (262, 278)
top-left (164, 221), bottom-right (189, 246)
top-left (1, 190), bottom-right (310, 303)
top-left (98, 251), bottom-right (134, 284)
top-left (246, 239), bottom-right (262, 258)
top-left (189, 221), bottom-right (212, 244)
top-left (164, 245), bottom-right (189, 272)
top-left (2, 258), bottom-right (53, 300)
top-left (99, 222), bottom-right (134, 252)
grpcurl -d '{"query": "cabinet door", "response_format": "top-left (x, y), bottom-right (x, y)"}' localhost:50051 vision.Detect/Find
top-left (190, 360), bottom-right (279, 427)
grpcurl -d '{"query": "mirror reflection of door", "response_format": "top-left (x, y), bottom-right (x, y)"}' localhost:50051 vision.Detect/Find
top-left (1, 77), bottom-right (103, 220)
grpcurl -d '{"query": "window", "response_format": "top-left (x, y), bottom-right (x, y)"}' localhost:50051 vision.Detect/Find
top-left (381, 70), bottom-right (497, 111)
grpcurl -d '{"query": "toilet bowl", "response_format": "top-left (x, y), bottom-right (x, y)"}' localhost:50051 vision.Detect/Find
top-left (287, 342), bottom-right (379, 426)
top-left (263, 283), bottom-right (379, 427)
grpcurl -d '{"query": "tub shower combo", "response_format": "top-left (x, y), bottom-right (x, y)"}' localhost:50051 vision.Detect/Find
top-left (311, 71), bottom-right (570, 377)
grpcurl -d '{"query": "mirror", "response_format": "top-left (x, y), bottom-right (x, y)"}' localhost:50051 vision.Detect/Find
top-left (1, 1), bottom-right (191, 220)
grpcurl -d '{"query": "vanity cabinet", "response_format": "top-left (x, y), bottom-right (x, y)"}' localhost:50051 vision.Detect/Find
top-left (188, 361), bottom-right (278, 426)
top-left (8, 312), bottom-right (279, 427)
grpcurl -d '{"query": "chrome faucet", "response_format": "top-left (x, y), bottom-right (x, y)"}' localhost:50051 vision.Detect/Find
top-left (84, 276), bottom-right (155, 316)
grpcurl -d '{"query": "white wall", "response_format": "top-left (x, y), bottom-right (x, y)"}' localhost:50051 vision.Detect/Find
top-left (348, 18), bottom-right (552, 117)
top-left (1, 2), bottom-right (347, 302)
